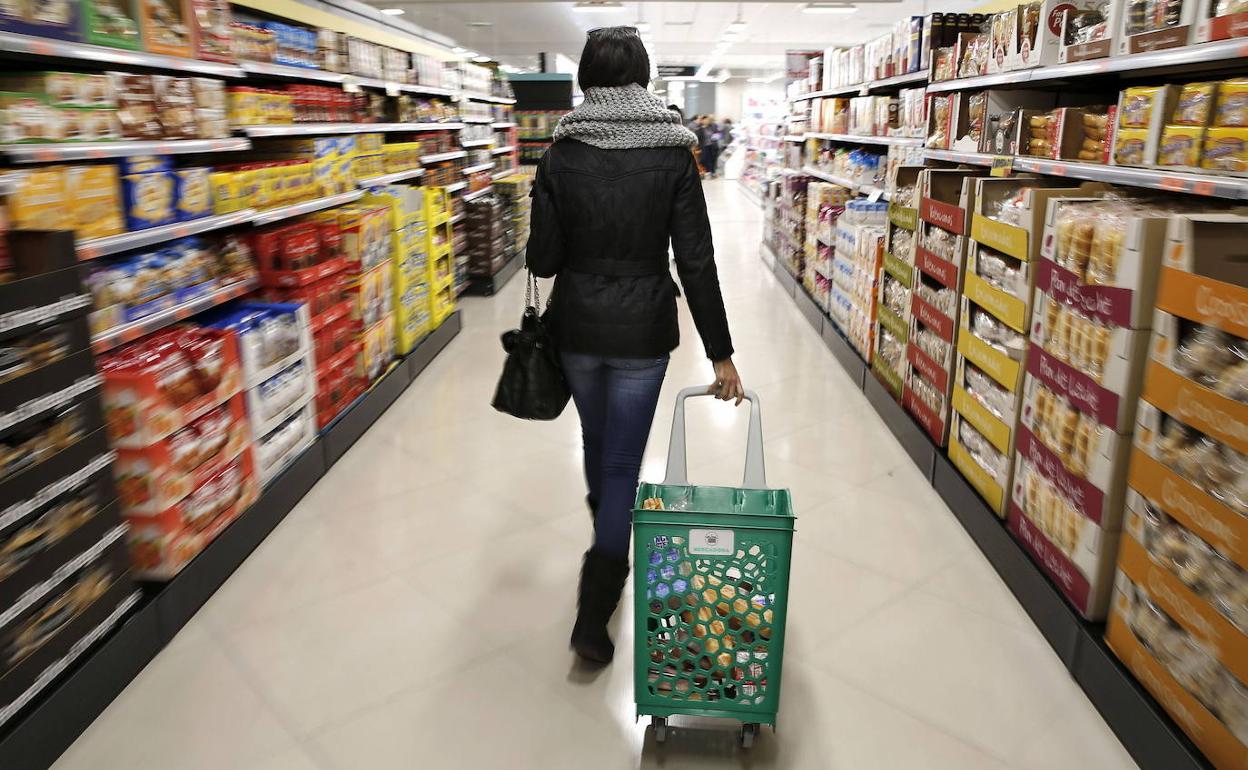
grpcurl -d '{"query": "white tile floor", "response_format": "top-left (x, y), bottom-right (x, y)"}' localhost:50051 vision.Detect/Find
top-left (52, 181), bottom-right (1141, 770)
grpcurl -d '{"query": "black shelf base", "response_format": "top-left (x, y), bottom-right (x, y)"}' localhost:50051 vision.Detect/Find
top-left (758, 242), bottom-right (1213, 770)
top-left (0, 312), bottom-right (462, 770)
top-left (465, 251), bottom-right (522, 296)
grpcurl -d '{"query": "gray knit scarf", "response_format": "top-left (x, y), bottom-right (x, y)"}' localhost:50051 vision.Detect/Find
top-left (553, 84), bottom-right (698, 150)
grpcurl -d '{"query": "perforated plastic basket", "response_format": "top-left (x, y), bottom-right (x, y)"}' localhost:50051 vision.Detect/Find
top-left (633, 387), bottom-right (795, 732)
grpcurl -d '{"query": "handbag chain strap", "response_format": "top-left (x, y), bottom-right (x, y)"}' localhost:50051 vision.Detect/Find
top-left (524, 270), bottom-right (552, 311)
top-left (525, 269), bottom-right (540, 310)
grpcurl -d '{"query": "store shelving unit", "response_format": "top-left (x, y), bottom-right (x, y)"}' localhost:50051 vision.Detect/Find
top-left (460, 116), bottom-right (494, 123)
top-left (0, 313), bottom-right (463, 770)
top-left (460, 139), bottom-right (493, 148)
top-left (0, 138), bottom-right (251, 163)
top-left (250, 190), bottom-right (364, 226)
top-left (461, 162), bottom-right (494, 175)
top-left (356, 168), bottom-right (425, 187)
top-left (800, 166), bottom-right (891, 200)
top-left (491, 169), bottom-right (517, 181)
top-left (0, 30), bottom-right (244, 77)
top-left (923, 149), bottom-right (1248, 200)
top-left (491, 145), bottom-right (516, 155)
top-left (443, 181), bottom-right (468, 193)
top-left (240, 122), bottom-right (462, 138)
top-left (492, 122), bottom-right (517, 129)
top-left (792, 69), bottom-right (927, 100)
top-left (462, 186), bottom-right (493, 202)
top-left (924, 37), bottom-right (1247, 94)
top-left (421, 150), bottom-right (468, 163)
top-left (76, 209), bottom-right (258, 260)
top-left (759, 240), bottom-right (1213, 770)
top-left (239, 61), bottom-right (457, 97)
top-left (804, 132), bottom-right (924, 147)
top-left (90, 278), bottom-right (258, 353)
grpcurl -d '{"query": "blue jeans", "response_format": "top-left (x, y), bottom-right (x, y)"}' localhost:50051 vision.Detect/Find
top-left (561, 353), bottom-right (670, 558)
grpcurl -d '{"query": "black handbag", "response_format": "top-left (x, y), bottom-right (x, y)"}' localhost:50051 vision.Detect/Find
top-left (492, 272), bottom-right (570, 420)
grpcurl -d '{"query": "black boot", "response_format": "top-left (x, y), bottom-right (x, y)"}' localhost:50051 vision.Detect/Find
top-left (571, 549), bottom-right (629, 664)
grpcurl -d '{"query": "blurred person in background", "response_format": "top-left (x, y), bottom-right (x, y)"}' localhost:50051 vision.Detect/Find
top-left (699, 115), bottom-right (722, 177)
top-left (526, 26), bottom-right (744, 665)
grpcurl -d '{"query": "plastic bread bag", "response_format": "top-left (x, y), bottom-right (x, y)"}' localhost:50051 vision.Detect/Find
top-left (965, 92), bottom-right (988, 145)
top-left (958, 34), bottom-right (987, 79)
top-left (971, 304), bottom-right (1026, 353)
top-left (923, 225), bottom-right (957, 259)
top-left (926, 95), bottom-right (951, 149)
top-left (915, 281), bottom-right (957, 317)
top-left (913, 325), bottom-right (951, 363)
top-left (1156, 416), bottom-right (1198, 468)
top-left (1166, 527), bottom-right (1218, 594)
top-left (883, 275), bottom-right (909, 317)
top-left (977, 246), bottom-right (1024, 298)
top-left (1176, 324), bottom-right (1236, 387)
top-left (909, 369), bottom-right (944, 411)
top-left (1220, 671), bottom-right (1248, 745)
top-left (1139, 498), bottom-right (1171, 553)
top-left (1086, 208), bottom-right (1127, 286)
top-left (988, 188), bottom-right (1029, 226)
top-left (878, 328), bottom-right (905, 370)
top-left (1210, 439), bottom-right (1248, 513)
top-left (958, 418), bottom-right (1009, 484)
top-left (1213, 558), bottom-right (1248, 635)
top-left (890, 227), bottom-right (914, 259)
top-left (1055, 203), bottom-right (1096, 278)
top-left (965, 361), bottom-right (1015, 419)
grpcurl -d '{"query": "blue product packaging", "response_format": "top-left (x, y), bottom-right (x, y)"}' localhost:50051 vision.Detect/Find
top-left (121, 171), bottom-right (176, 230)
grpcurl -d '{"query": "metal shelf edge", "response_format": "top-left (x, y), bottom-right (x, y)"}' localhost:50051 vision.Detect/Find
top-left (250, 191), bottom-right (363, 226)
top-left (77, 209), bottom-right (257, 259)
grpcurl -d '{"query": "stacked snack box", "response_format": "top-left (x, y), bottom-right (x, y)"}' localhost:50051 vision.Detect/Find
top-left (1009, 195), bottom-right (1177, 619)
top-left (361, 184), bottom-right (430, 356)
top-left (1106, 213), bottom-right (1248, 770)
top-left (427, 187), bottom-right (457, 325)
top-left (831, 199), bottom-right (887, 361)
top-left (254, 212), bottom-right (354, 429)
top-left (331, 204), bottom-right (394, 385)
top-left (948, 177), bottom-right (1096, 515)
top-left (804, 182), bottom-right (850, 312)
top-left (873, 179), bottom-right (920, 401)
top-left (904, 169), bottom-right (982, 446)
top-left (203, 303), bottom-right (317, 486)
top-left (494, 173), bottom-right (532, 261)
top-left (465, 193), bottom-right (509, 280)
top-left (0, 231), bottom-right (139, 732)
top-left (101, 326), bottom-right (259, 579)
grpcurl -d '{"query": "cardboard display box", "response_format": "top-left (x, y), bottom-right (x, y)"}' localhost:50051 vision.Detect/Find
top-left (1007, 453), bottom-right (1122, 618)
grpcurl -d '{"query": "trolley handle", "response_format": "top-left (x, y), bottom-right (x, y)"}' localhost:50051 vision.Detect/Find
top-left (663, 385), bottom-right (766, 489)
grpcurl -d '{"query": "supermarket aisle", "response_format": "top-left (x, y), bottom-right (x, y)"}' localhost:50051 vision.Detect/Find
top-left (52, 182), bottom-right (1139, 770)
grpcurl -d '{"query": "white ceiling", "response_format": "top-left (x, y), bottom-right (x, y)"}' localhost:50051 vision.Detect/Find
top-left (369, 1), bottom-right (977, 76)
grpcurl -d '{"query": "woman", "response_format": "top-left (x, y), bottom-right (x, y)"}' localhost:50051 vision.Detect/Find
top-left (525, 26), bottom-right (744, 665)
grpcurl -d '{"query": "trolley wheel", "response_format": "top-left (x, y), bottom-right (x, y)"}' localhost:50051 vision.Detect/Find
top-left (740, 723), bottom-right (758, 748)
top-left (652, 717), bottom-right (668, 743)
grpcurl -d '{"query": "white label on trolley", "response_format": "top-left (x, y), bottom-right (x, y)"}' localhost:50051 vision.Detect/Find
top-left (688, 529), bottom-right (735, 556)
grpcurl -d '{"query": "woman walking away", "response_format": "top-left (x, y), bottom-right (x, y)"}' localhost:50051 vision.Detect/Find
top-left (526, 26), bottom-right (744, 665)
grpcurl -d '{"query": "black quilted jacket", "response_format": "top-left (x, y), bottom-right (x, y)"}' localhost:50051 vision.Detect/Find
top-left (525, 138), bottom-right (734, 362)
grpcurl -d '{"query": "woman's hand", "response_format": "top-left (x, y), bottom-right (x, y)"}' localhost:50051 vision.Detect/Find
top-left (710, 358), bottom-right (745, 405)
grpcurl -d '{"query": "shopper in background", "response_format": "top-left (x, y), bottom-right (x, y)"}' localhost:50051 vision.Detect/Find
top-left (527, 25), bottom-right (743, 665)
top-left (699, 115), bottom-right (722, 177)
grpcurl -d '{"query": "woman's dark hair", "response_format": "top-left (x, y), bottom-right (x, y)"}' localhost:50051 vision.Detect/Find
top-left (578, 26), bottom-right (650, 89)
top-left (668, 103), bottom-right (683, 121)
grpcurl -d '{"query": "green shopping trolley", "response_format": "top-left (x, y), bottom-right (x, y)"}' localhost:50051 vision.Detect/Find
top-left (633, 386), bottom-right (795, 748)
